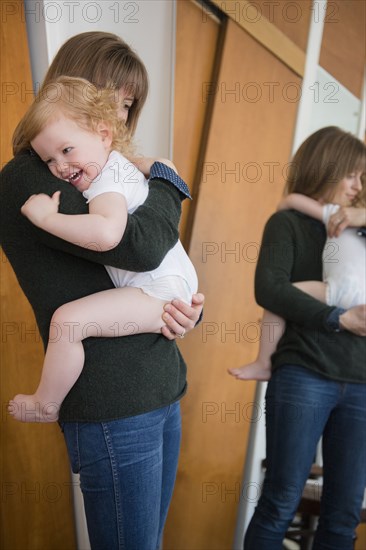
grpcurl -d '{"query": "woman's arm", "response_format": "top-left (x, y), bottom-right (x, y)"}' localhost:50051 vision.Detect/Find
top-left (21, 155), bottom-right (183, 255)
top-left (6, 152), bottom-right (184, 272)
top-left (255, 212), bottom-right (366, 335)
top-left (1, 152), bottom-right (204, 336)
top-left (21, 191), bottom-right (128, 251)
top-left (277, 193), bottom-right (323, 221)
top-left (255, 212), bottom-right (334, 330)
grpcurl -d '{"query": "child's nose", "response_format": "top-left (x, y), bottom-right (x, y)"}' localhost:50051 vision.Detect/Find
top-left (59, 162), bottom-right (70, 176)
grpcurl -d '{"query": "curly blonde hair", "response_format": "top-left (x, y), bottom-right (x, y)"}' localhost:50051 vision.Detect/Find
top-left (13, 76), bottom-right (134, 156)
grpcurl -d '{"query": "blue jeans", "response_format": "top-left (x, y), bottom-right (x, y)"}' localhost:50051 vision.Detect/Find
top-left (62, 402), bottom-right (181, 550)
top-left (244, 365), bottom-right (366, 550)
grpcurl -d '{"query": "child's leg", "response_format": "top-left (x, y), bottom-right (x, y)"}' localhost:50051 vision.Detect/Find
top-left (228, 281), bottom-right (327, 382)
top-left (8, 287), bottom-right (166, 423)
top-left (228, 310), bottom-right (284, 381)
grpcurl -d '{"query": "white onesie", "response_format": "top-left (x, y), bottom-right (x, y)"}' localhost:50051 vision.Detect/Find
top-left (83, 151), bottom-right (198, 303)
top-left (322, 203), bottom-right (365, 309)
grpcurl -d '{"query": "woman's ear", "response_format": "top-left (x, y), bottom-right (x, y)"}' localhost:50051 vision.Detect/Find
top-left (97, 122), bottom-right (113, 149)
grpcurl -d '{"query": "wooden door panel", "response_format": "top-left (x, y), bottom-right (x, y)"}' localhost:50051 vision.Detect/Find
top-left (320, 0), bottom-right (365, 98)
top-left (174, 0), bottom-right (221, 241)
top-left (165, 16), bottom-right (301, 550)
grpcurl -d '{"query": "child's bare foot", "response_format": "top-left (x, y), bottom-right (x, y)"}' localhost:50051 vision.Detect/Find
top-left (228, 360), bottom-right (271, 381)
top-left (8, 394), bottom-right (59, 423)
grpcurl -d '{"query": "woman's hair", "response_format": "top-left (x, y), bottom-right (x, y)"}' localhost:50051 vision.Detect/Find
top-left (13, 31), bottom-right (148, 153)
top-left (285, 126), bottom-right (366, 206)
top-left (14, 77), bottom-right (131, 156)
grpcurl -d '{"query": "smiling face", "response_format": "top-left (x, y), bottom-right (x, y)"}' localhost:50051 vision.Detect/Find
top-left (31, 115), bottom-right (112, 192)
top-left (326, 171), bottom-right (363, 206)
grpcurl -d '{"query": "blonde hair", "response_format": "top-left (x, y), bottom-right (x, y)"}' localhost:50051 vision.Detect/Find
top-left (13, 31), bottom-right (148, 152)
top-left (285, 126), bottom-right (366, 207)
top-left (14, 77), bottom-right (132, 156)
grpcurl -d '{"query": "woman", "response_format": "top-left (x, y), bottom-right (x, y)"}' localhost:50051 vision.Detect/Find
top-left (1, 32), bottom-right (203, 549)
top-left (8, 77), bottom-right (198, 423)
top-left (244, 127), bottom-right (366, 550)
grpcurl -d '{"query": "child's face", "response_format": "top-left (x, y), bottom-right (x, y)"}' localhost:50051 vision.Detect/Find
top-left (31, 115), bottom-right (112, 192)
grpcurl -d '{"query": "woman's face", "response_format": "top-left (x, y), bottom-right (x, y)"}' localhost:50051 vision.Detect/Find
top-left (328, 171), bottom-right (363, 206)
top-left (116, 88), bottom-right (134, 123)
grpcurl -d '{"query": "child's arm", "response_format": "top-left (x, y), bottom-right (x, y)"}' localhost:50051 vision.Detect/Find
top-left (277, 193), bottom-right (323, 221)
top-left (21, 191), bottom-right (127, 251)
top-left (327, 206), bottom-right (366, 237)
top-left (20, 156), bottom-right (179, 251)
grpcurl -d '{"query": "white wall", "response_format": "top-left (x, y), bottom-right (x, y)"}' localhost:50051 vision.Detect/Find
top-left (24, 0), bottom-right (176, 157)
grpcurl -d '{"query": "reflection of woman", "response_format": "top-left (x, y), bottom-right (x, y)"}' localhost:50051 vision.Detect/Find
top-left (230, 192), bottom-right (366, 382)
top-left (244, 127), bottom-right (366, 550)
top-left (1, 32), bottom-right (203, 549)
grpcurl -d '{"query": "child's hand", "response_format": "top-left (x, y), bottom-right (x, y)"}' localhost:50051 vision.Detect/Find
top-left (155, 158), bottom-right (178, 174)
top-left (21, 191), bottom-right (61, 228)
top-left (328, 206), bottom-right (366, 237)
top-left (129, 157), bottom-right (156, 178)
top-left (130, 157), bottom-right (178, 178)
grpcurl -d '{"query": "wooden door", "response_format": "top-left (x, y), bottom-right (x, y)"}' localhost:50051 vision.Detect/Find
top-left (1, 3), bottom-right (76, 549)
top-left (164, 3), bottom-right (303, 549)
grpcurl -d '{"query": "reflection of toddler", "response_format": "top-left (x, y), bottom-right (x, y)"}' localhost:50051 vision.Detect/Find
top-left (9, 77), bottom-right (198, 422)
top-left (320, 203), bottom-right (365, 307)
top-left (229, 193), bottom-right (365, 381)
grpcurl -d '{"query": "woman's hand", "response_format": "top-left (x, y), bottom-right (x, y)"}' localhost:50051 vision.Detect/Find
top-left (161, 293), bottom-right (204, 340)
top-left (328, 206), bottom-right (366, 237)
top-left (339, 305), bottom-right (366, 336)
top-left (21, 191), bottom-right (61, 228)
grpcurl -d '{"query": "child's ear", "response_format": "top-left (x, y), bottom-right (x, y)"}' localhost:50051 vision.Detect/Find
top-left (97, 123), bottom-right (113, 149)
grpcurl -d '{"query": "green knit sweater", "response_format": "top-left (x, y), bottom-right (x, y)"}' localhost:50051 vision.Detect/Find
top-left (255, 210), bottom-right (365, 383)
top-left (0, 151), bottom-right (187, 421)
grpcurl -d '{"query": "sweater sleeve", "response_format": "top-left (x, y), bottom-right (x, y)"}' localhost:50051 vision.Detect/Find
top-left (1, 152), bottom-right (184, 272)
top-left (254, 212), bottom-right (335, 331)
